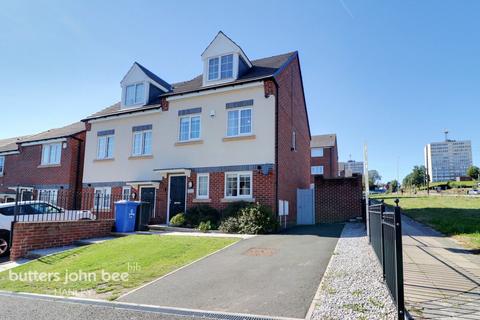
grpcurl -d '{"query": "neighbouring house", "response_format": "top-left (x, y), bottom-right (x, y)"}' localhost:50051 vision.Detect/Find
top-left (82, 31), bottom-right (311, 226)
top-left (339, 160), bottom-right (364, 177)
top-left (0, 122), bottom-right (86, 203)
top-left (310, 134), bottom-right (338, 180)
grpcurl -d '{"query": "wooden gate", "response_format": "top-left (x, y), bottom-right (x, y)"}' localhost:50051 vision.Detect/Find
top-left (297, 188), bottom-right (315, 225)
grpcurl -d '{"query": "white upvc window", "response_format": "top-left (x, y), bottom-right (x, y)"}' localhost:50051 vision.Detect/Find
top-left (225, 171), bottom-right (252, 199)
top-left (227, 108), bottom-right (252, 137)
top-left (37, 189), bottom-right (58, 205)
top-left (311, 148), bottom-right (324, 157)
top-left (125, 83), bottom-right (145, 106)
top-left (196, 173), bottom-right (209, 199)
top-left (292, 131), bottom-right (297, 151)
top-left (97, 135), bottom-right (114, 159)
top-left (179, 115), bottom-right (201, 141)
top-left (122, 186), bottom-right (132, 200)
top-left (94, 187), bottom-right (111, 209)
top-left (41, 143), bottom-right (62, 165)
top-left (311, 166), bottom-right (324, 175)
top-left (0, 156), bottom-right (4, 175)
top-left (132, 130), bottom-right (152, 156)
top-left (208, 54), bottom-right (233, 80)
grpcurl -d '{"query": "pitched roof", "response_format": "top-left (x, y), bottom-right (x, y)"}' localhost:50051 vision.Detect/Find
top-left (134, 62), bottom-right (172, 91)
top-left (311, 134), bottom-right (337, 148)
top-left (20, 122), bottom-right (85, 144)
top-left (0, 136), bottom-right (29, 153)
top-left (85, 51), bottom-right (297, 121)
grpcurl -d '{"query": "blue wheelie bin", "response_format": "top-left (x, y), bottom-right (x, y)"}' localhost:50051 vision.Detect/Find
top-left (115, 201), bottom-right (140, 232)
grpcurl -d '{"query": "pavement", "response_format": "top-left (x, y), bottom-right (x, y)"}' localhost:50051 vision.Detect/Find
top-left (402, 215), bottom-right (480, 319)
top-left (119, 224), bottom-right (344, 319)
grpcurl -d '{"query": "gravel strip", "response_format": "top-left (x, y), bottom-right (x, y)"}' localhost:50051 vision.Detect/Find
top-left (309, 222), bottom-right (397, 320)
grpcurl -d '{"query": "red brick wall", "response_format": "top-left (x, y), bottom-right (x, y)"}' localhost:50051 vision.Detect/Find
top-left (10, 219), bottom-right (114, 260)
top-left (185, 170), bottom-right (276, 219)
top-left (311, 145), bottom-right (339, 181)
top-left (315, 175), bottom-right (362, 223)
top-left (0, 132), bottom-right (86, 195)
top-left (273, 54), bottom-right (311, 226)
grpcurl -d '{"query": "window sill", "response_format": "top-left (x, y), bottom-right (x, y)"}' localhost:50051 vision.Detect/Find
top-left (220, 197), bottom-right (255, 203)
top-left (38, 164), bottom-right (61, 168)
top-left (94, 158), bottom-right (115, 162)
top-left (222, 134), bottom-right (256, 142)
top-left (192, 198), bottom-right (211, 203)
top-left (175, 140), bottom-right (204, 147)
top-left (129, 155), bottom-right (153, 160)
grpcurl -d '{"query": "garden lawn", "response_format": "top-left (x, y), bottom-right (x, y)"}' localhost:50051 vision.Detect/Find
top-left (378, 195), bottom-right (480, 249)
top-left (0, 235), bottom-right (238, 300)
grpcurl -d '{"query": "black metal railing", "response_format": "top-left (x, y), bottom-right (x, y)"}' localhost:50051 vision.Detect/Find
top-left (368, 199), bottom-right (405, 319)
top-left (7, 188), bottom-right (134, 223)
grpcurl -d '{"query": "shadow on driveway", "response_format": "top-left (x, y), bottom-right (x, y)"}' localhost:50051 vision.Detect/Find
top-left (119, 224), bottom-right (344, 318)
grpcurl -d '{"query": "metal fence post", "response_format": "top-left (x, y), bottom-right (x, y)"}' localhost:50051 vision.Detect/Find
top-left (380, 200), bottom-right (386, 280)
top-left (394, 199), bottom-right (405, 319)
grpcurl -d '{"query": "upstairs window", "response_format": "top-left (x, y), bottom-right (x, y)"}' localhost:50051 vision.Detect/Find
top-left (227, 108), bottom-right (252, 137)
top-left (311, 166), bottom-right (324, 175)
top-left (179, 115), bottom-right (201, 141)
top-left (97, 134), bottom-right (115, 159)
top-left (125, 83), bottom-right (145, 106)
top-left (41, 143), bottom-right (61, 165)
top-left (132, 126), bottom-right (152, 156)
top-left (208, 54), bottom-right (233, 80)
top-left (0, 156), bottom-right (4, 175)
top-left (311, 148), bottom-right (324, 157)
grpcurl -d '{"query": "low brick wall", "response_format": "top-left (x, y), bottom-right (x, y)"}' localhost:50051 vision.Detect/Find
top-left (10, 219), bottom-right (114, 260)
top-left (315, 175), bottom-right (363, 223)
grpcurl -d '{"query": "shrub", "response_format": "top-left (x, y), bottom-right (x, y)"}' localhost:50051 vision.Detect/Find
top-left (185, 205), bottom-right (220, 228)
top-left (237, 203), bottom-right (278, 234)
top-left (222, 201), bottom-right (251, 219)
top-left (169, 213), bottom-right (185, 227)
top-left (218, 216), bottom-right (240, 233)
top-left (198, 221), bottom-right (212, 232)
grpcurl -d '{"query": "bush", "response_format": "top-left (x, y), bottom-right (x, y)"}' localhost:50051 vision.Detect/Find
top-left (185, 205), bottom-right (220, 228)
top-left (218, 216), bottom-right (240, 233)
top-left (170, 213), bottom-right (185, 227)
top-left (237, 203), bottom-right (278, 234)
top-left (222, 201), bottom-right (251, 219)
top-left (198, 221), bottom-right (212, 232)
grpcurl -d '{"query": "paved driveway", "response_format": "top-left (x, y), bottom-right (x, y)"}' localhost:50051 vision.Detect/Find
top-left (119, 224), bottom-right (343, 319)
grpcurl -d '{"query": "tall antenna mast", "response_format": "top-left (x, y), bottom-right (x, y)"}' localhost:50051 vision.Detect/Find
top-left (444, 129), bottom-right (449, 142)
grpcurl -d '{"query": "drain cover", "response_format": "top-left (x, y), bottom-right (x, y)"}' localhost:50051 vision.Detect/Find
top-left (243, 247), bottom-right (277, 256)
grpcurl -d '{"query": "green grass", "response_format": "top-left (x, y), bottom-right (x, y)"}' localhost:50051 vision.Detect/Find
top-left (375, 195), bottom-right (480, 249)
top-left (0, 235), bottom-right (238, 299)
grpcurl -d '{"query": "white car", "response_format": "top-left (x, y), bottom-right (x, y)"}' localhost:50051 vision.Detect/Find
top-left (0, 201), bottom-right (95, 256)
top-left (468, 189), bottom-right (480, 195)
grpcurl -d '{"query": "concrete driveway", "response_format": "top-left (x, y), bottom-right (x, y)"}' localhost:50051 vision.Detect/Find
top-left (119, 224), bottom-right (343, 319)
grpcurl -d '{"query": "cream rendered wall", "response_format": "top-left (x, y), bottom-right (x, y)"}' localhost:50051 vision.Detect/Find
top-left (83, 83), bottom-right (275, 184)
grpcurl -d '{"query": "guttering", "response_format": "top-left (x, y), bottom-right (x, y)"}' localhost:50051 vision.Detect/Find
top-left (166, 81), bottom-right (264, 102)
top-left (84, 107), bottom-right (162, 123)
top-left (21, 138), bottom-right (67, 147)
top-left (0, 150), bottom-right (19, 156)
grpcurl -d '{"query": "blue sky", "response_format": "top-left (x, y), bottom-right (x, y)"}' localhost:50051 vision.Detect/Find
top-left (1, 0), bottom-right (479, 182)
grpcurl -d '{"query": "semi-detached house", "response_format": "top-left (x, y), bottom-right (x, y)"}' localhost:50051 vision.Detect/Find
top-left (82, 32), bottom-right (311, 226)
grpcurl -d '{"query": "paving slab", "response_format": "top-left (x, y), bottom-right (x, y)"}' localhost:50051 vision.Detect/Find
top-left (402, 215), bottom-right (480, 319)
top-left (119, 224), bottom-right (344, 319)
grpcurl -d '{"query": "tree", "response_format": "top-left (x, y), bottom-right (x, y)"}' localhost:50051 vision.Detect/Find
top-left (368, 170), bottom-right (382, 190)
top-left (389, 180), bottom-right (399, 193)
top-left (467, 166), bottom-right (480, 180)
top-left (403, 165), bottom-right (426, 188)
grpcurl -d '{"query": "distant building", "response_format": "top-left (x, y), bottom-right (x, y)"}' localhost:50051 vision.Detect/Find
top-left (424, 138), bottom-right (473, 182)
top-left (310, 134), bottom-right (338, 179)
top-left (339, 160), bottom-right (364, 177)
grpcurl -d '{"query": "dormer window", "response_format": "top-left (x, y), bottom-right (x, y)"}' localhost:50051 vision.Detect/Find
top-left (125, 83), bottom-right (145, 106)
top-left (208, 54), bottom-right (233, 81)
